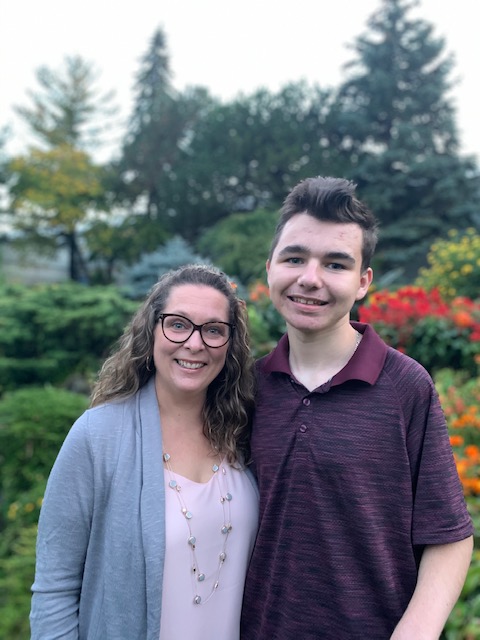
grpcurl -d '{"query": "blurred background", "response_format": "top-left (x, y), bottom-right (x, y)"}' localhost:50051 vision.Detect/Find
top-left (0, 1), bottom-right (479, 637)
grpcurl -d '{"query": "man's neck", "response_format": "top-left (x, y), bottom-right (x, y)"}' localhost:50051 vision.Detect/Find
top-left (287, 324), bottom-right (361, 392)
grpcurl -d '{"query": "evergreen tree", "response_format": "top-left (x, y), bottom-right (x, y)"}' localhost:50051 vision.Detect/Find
top-left (15, 55), bottom-right (116, 151)
top-left (336, 0), bottom-right (479, 279)
top-left (119, 28), bottom-right (216, 227)
top-left (7, 57), bottom-right (117, 282)
top-left (167, 82), bottom-right (346, 241)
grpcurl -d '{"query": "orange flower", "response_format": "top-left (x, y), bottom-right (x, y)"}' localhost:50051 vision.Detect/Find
top-left (449, 435), bottom-right (464, 447)
top-left (452, 310), bottom-right (474, 328)
top-left (464, 445), bottom-right (480, 460)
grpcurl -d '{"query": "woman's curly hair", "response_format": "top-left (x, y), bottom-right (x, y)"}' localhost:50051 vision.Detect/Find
top-left (91, 264), bottom-right (255, 464)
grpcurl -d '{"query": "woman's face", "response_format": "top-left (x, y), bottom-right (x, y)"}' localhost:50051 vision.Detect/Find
top-left (152, 284), bottom-right (231, 401)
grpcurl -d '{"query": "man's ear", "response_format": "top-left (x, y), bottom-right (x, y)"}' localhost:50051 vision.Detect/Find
top-left (356, 267), bottom-right (373, 301)
top-left (266, 259), bottom-right (271, 275)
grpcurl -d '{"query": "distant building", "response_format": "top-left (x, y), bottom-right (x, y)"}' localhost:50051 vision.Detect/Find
top-left (1, 242), bottom-right (69, 284)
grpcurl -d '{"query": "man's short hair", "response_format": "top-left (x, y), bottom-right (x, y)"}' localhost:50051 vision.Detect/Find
top-left (270, 176), bottom-right (379, 271)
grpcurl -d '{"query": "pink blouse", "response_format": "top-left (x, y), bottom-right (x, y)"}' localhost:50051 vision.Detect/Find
top-left (160, 463), bottom-right (258, 640)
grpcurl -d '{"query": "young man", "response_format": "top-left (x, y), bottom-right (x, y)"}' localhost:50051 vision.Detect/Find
top-left (241, 177), bottom-right (473, 639)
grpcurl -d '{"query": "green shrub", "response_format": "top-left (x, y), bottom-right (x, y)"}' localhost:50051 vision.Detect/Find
top-left (0, 282), bottom-right (137, 391)
top-left (0, 386), bottom-right (89, 639)
top-left (0, 386), bottom-right (88, 524)
top-left (0, 524), bottom-right (37, 640)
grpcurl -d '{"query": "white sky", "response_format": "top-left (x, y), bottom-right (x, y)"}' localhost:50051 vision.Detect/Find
top-left (1, 0), bottom-right (479, 163)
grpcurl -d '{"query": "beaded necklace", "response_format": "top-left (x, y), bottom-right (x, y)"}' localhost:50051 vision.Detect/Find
top-left (163, 452), bottom-right (233, 605)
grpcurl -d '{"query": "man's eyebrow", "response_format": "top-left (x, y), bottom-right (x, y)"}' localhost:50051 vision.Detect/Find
top-left (325, 251), bottom-right (356, 264)
top-left (277, 246), bottom-right (356, 265)
top-left (277, 244), bottom-right (309, 257)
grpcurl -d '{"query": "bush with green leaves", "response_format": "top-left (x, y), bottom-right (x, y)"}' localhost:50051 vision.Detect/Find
top-left (0, 282), bottom-right (137, 391)
top-left (196, 209), bottom-right (277, 286)
top-left (0, 386), bottom-right (89, 638)
top-left (416, 228), bottom-right (480, 302)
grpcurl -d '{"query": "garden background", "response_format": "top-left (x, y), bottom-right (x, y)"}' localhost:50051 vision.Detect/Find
top-left (1, 0), bottom-right (479, 637)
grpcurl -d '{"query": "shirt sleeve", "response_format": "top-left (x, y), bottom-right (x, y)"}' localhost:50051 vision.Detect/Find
top-left (30, 412), bottom-right (94, 639)
top-left (405, 371), bottom-right (473, 546)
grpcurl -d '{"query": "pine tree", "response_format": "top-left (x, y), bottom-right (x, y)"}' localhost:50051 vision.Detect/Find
top-left (337, 0), bottom-right (479, 279)
top-left (15, 55), bottom-right (115, 150)
top-left (119, 28), bottom-right (213, 224)
top-left (7, 57), bottom-right (116, 282)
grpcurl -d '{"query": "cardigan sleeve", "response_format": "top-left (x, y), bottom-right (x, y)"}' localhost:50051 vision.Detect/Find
top-left (30, 412), bottom-right (95, 639)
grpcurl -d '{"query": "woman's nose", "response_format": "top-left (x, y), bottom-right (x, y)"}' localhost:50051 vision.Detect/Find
top-left (184, 327), bottom-right (206, 350)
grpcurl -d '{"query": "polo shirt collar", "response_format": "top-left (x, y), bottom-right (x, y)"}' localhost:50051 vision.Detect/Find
top-left (260, 322), bottom-right (388, 386)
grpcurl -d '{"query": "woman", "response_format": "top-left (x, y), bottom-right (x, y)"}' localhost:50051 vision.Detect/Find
top-left (30, 264), bottom-right (258, 640)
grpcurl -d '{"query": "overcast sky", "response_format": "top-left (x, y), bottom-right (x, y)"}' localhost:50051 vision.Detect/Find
top-left (1, 0), bottom-right (478, 162)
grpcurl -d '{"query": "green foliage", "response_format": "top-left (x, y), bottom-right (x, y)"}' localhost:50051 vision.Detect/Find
top-left (0, 386), bottom-right (88, 512)
top-left (435, 370), bottom-right (480, 638)
top-left (84, 215), bottom-right (170, 284)
top-left (7, 144), bottom-right (108, 281)
top-left (14, 55), bottom-right (116, 150)
top-left (197, 209), bottom-right (277, 285)
top-left (0, 524), bottom-right (37, 640)
top-left (0, 386), bottom-right (88, 639)
top-left (336, 0), bottom-right (480, 281)
top-left (416, 228), bottom-right (480, 302)
top-left (118, 28), bottom-right (217, 229)
top-left (0, 282), bottom-right (137, 391)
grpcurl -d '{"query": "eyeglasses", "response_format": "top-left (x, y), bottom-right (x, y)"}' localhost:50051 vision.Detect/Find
top-left (158, 314), bottom-right (234, 348)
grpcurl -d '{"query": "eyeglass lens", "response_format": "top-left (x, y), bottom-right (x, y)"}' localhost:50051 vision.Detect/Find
top-left (161, 315), bottom-right (231, 347)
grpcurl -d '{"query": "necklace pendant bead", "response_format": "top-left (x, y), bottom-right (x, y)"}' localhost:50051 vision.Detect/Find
top-left (221, 525), bottom-right (229, 534)
top-left (169, 479), bottom-right (178, 489)
top-left (219, 552), bottom-right (227, 562)
top-left (193, 595), bottom-right (202, 605)
top-left (198, 573), bottom-right (206, 582)
top-left (163, 453), bottom-right (170, 462)
top-left (188, 536), bottom-right (196, 547)
top-left (184, 510), bottom-right (193, 520)
top-left (212, 464), bottom-right (219, 472)
top-left (225, 492), bottom-right (232, 501)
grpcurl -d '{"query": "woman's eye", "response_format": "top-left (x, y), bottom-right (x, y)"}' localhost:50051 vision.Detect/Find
top-left (170, 319), bottom-right (189, 330)
top-left (206, 325), bottom-right (222, 335)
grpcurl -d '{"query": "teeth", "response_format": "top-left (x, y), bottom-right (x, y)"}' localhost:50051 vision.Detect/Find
top-left (292, 297), bottom-right (322, 306)
top-left (177, 360), bottom-right (204, 369)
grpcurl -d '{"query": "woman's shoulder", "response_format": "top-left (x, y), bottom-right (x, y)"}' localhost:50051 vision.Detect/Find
top-left (70, 393), bottom-right (140, 443)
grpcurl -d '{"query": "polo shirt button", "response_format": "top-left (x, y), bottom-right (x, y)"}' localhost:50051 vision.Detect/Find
top-left (303, 398), bottom-right (311, 406)
top-left (299, 424), bottom-right (307, 433)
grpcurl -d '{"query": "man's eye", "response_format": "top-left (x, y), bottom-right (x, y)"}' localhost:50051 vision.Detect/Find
top-left (287, 257), bottom-right (303, 264)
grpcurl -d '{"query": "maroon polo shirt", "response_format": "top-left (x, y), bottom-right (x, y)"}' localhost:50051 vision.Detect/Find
top-left (241, 322), bottom-right (473, 639)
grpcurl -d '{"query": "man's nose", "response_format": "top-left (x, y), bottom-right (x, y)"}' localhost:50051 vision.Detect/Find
top-left (297, 260), bottom-right (322, 287)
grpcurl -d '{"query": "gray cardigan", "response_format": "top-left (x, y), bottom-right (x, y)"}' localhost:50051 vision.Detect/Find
top-left (31, 378), bottom-right (256, 639)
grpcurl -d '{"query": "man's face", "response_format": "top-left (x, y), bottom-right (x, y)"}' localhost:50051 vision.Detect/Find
top-left (266, 214), bottom-right (372, 337)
